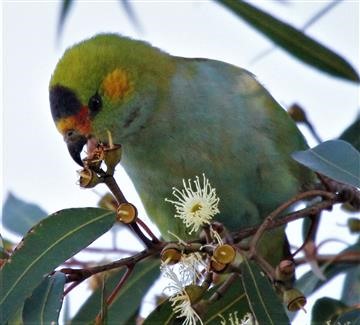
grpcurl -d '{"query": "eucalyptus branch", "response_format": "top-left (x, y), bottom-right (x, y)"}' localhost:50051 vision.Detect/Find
top-left (102, 174), bottom-right (158, 247)
top-left (234, 191), bottom-right (338, 243)
top-left (61, 248), bottom-right (157, 284)
top-left (103, 174), bottom-right (128, 204)
top-left (248, 190), bottom-right (336, 258)
top-left (291, 213), bottom-right (320, 258)
top-left (106, 265), bottom-right (135, 306)
top-left (294, 251), bottom-right (360, 266)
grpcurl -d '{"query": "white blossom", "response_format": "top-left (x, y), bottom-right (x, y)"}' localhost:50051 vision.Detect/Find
top-left (219, 312), bottom-right (256, 325)
top-left (162, 266), bottom-right (203, 325)
top-left (166, 174), bottom-right (220, 234)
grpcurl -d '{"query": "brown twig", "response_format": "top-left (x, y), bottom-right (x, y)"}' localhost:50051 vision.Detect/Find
top-left (103, 174), bottom-right (158, 247)
top-left (234, 192), bottom-right (337, 244)
top-left (106, 265), bottom-right (135, 306)
top-left (61, 248), bottom-right (156, 284)
top-left (103, 175), bottom-right (127, 204)
top-left (291, 213), bottom-right (320, 258)
top-left (248, 190), bottom-right (335, 258)
top-left (136, 217), bottom-right (160, 244)
top-left (63, 280), bottom-right (85, 297)
top-left (294, 251), bottom-right (360, 266)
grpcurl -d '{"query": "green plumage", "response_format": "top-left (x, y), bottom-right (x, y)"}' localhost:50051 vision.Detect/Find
top-left (50, 34), bottom-right (313, 264)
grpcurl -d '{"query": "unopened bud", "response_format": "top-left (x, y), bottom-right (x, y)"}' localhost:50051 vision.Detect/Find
top-left (213, 244), bottom-right (236, 264)
top-left (116, 203), bottom-right (137, 224)
top-left (161, 244), bottom-right (182, 265)
top-left (347, 218), bottom-right (360, 233)
top-left (78, 168), bottom-right (102, 188)
top-left (283, 288), bottom-right (306, 312)
top-left (288, 103), bottom-right (307, 123)
top-left (275, 260), bottom-right (295, 282)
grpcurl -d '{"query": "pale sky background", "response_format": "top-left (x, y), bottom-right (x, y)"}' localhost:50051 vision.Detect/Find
top-left (1, 0), bottom-right (359, 324)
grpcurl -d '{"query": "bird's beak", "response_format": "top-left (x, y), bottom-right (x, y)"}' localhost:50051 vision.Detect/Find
top-left (64, 131), bottom-right (87, 166)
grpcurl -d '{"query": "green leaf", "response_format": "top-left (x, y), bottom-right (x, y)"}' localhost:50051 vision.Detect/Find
top-left (203, 277), bottom-right (250, 324)
top-left (335, 309), bottom-right (360, 324)
top-left (23, 272), bottom-right (66, 325)
top-left (311, 297), bottom-right (347, 325)
top-left (6, 306), bottom-right (24, 325)
top-left (216, 0), bottom-right (359, 82)
top-left (0, 208), bottom-right (115, 324)
top-left (339, 116), bottom-right (360, 152)
top-left (119, 0), bottom-right (142, 32)
top-left (296, 239), bottom-right (360, 296)
top-left (143, 299), bottom-right (174, 325)
top-left (57, 0), bottom-right (73, 36)
top-left (240, 258), bottom-right (289, 325)
top-left (144, 276), bottom-right (251, 324)
top-left (341, 258), bottom-right (360, 305)
top-left (292, 140), bottom-right (360, 188)
top-left (71, 258), bottom-right (160, 324)
top-left (2, 192), bottom-right (47, 236)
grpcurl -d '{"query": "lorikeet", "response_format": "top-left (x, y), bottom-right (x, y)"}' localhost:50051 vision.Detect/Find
top-left (50, 34), bottom-right (313, 264)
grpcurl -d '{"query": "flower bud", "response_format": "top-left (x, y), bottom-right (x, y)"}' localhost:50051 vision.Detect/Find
top-left (283, 288), bottom-right (306, 312)
top-left (213, 244), bottom-right (236, 264)
top-left (275, 260), bottom-right (295, 282)
top-left (287, 103), bottom-right (307, 123)
top-left (116, 203), bottom-right (137, 224)
top-left (161, 244), bottom-right (182, 265)
top-left (78, 168), bottom-right (102, 188)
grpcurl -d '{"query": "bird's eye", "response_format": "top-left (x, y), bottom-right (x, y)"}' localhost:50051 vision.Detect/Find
top-left (88, 93), bottom-right (102, 113)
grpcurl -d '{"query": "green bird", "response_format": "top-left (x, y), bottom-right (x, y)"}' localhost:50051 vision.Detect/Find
top-left (50, 34), bottom-right (313, 264)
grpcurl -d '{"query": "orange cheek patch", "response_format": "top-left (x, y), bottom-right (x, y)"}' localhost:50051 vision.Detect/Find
top-left (102, 68), bottom-right (134, 102)
top-left (56, 106), bottom-right (91, 135)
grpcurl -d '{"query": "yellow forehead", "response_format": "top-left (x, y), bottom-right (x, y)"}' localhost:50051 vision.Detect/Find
top-left (102, 68), bottom-right (134, 102)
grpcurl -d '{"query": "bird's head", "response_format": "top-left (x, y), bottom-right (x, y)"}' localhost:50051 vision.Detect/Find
top-left (49, 34), bottom-right (174, 165)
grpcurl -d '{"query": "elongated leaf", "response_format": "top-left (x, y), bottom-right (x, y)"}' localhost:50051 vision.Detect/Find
top-left (203, 282), bottom-right (250, 324)
top-left (6, 306), bottom-right (24, 325)
top-left (296, 240), bottom-right (360, 296)
top-left (0, 208), bottom-right (115, 324)
top-left (72, 258), bottom-right (160, 324)
top-left (216, 0), bottom-right (359, 82)
top-left (23, 272), bottom-right (66, 325)
top-left (335, 309), bottom-right (360, 323)
top-left (311, 297), bottom-right (347, 325)
top-left (57, 0), bottom-right (73, 36)
top-left (292, 140), bottom-right (360, 188)
top-left (145, 276), bottom-right (251, 324)
top-left (2, 192), bottom-right (47, 236)
top-left (143, 299), bottom-right (173, 325)
top-left (240, 258), bottom-right (289, 325)
top-left (341, 260), bottom-right (360, 305)
top-left (119, 0), bottom-right (142, 32)
top-left (339, 116), bottom-right (360, 152)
